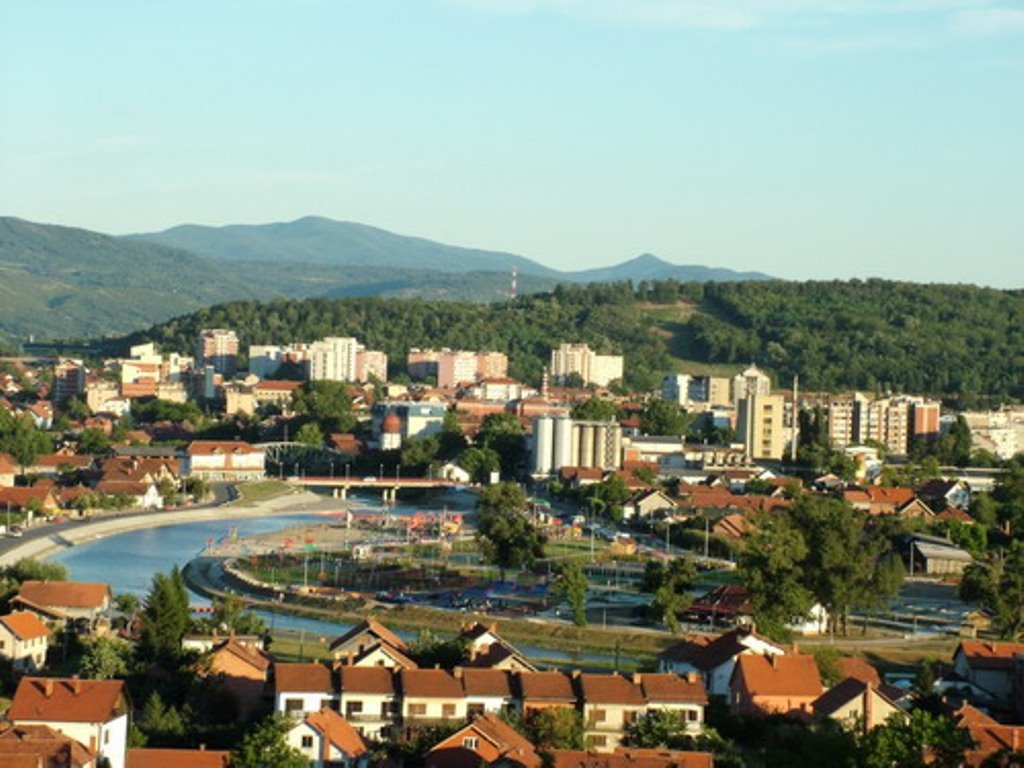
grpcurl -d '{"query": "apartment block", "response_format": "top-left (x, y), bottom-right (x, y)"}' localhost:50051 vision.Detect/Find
top-left (550, 343), bottom-right (623, 387)
top-left (196, 329), bottom-right (239, 376)
top-left (736, 393), bottom-right (787, 460)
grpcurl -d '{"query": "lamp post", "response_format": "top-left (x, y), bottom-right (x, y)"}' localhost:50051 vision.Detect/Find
top-left (665, 518), bottom-right (672, 558)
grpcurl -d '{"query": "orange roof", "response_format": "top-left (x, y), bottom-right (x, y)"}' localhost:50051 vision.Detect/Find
top-left (9, 677), bottom-right (126, 724)
top-left (274, 662), bottom-right (333, 693)
top-left (0, 453), bottom-right (16, 474)
top-left (0, 488), bottom-right (57, 509)
top-left (0, 723), bottom-right (96, 768)
top-left (127, 747), bottom-right (231, 768)
top-left (458, 668), bottom-right (514, 698)
top-left (338, 666), bottom-right (396, 696)
top-left (34, 454), bottom-right (94, 469)
top-left (578, 673), bottom-right (644, 706)
top-left (186, 440), bottom-right (260, 455)
top-left (211, 638), bottom-right (272, 673)
top-left (636, 673), bottom-right (707, 705)
top-left (837, 657), bottom-right (881, 686)
top-left (304, 708), bottom-right (368, 759)
top-left (17, 581), bottom-right (110, 611)
top-left (255, 380), bottom-right (302, 392)
top-left (0, 612), bottom-right (50, 641)
top-left (956, 640), bottom-right (1024, 671)
top-left (865, 486), bottom-right (916, 505)
top-left (400, 669), bottom-right (463, 699)
top-left (733, 653), bottom-right (822, 697)
top-left (429, 712), bottom-right (542, 768)
top-left (330, 617), bottom-right (408, 652)
top-left (516, 671), bottom-right (576, 702)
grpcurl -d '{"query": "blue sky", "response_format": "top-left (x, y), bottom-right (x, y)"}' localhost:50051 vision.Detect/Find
top-left (1, 0), bottom-right (1021, 286)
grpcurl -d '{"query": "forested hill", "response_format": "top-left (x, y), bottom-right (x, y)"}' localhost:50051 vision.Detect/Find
top-left (111, 279), bottom-right (1024, 401)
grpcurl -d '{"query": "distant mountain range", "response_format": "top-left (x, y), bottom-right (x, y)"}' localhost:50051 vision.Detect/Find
top-left (0, 215), bottom-right (770, 343)
top-left (127, 216), bottom-right (773, 284)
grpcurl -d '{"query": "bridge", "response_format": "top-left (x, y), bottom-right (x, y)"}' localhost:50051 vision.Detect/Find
top-left (282, 475), bottom-right (467, 503)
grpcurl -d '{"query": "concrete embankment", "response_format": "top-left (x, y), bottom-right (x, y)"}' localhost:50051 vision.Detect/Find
top-left (0, 489), bottom-right (332, 568)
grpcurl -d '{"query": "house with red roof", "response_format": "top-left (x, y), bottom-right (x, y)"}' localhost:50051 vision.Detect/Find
top-left (284, 707), bottom-right (369, 767)
top-left (0, 452), bottom-right (17, 487)
top-left (811, 677), bottom-right (906, 732)
top-left (274, 662), bottom-right (335, 717)
top-left (954, 640), bottom-right (1024, 708)
top-left (659, 627), bottom-right (784, 697)
top-left (13, 581), bottom-right (111, 625)
top-left (337, 666), bottom-right (398, 742)
top-left (548, 747), bottom-right (714, 768)
top-left (126, 747), bottom-right (231, 768)
top-left (0, 723), bottom-right (97, 768)
top-left (183, 440), bottom-right (265, 480)
top-left (400, 669), bottom-right (467, 728)
top-left (728, 653), bottom-right (823, 716)
top-left (578, 672), bottom-right (647, 751)
top-left (329, 618), bottom-right (409, 664)
top-left (0, 610), bottom-right (51, 672)
top-left (426, 712), bottom-right (542, 768)
top-left (203, 638), bottom-right (272, 721)
top-left (9, 677), bottom-right (129, 768)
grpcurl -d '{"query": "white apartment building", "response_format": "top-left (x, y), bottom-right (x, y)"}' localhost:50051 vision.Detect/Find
top-left (550, 343), bottom-right (623, 387)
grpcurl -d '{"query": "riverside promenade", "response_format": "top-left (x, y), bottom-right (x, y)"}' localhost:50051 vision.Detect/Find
top-left (0, 487), bottom-right (338, 569)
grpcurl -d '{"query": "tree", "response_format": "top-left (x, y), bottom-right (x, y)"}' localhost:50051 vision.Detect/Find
top-left (476, 413), bottom-right (527, 479)
top-left (232, 714), bottom-right (308, 768)
top-left (209, 594), bottom-right (266, 635)
top-left (476, 483), bottom-right (546, 581)
top-left (291, 381), bottom-right (356, 434)
top-left (137, 691), bottom-right (187, 748)
top-left (140, 567), bottom-right (190, 662)
top-left (740, 514), bottom-right (813, 638)
top-left (79, 637), bottom-right (132, 679)
top-left (625, 709), bottom-right (691, 749)
top-left (861, 710), bottom-right (973, 768)
top-left (571, 398), bottom-right (618, 422)
top-left (960, 541), bottom-right (1024, 639)
top-left (400, 435), bottom-right (440, 475)
top-left (4, 558), bottom-right (68, 583)
top-left (526, 706), bottom-right (584, 750)
top-left (1, 415), bottom-right (51, 473)
top-left (554, 561), bottom-right (588, 627)
top-left (77, 427), bottom-right (111, 455)
top-left (457, 446), bottom-right (500, 484)
top-left (294, 421), bottom-right (324, 447)
top-left (640, 399), bottom-right (691, 437)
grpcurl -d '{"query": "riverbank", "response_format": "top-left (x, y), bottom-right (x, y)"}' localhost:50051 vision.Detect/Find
top-left (0, 488), bottom-right (338, 568)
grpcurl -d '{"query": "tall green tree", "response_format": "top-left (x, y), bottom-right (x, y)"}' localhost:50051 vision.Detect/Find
top-left (960, 541), bottom-right (1024, 639)
top-left (640, 399), bottom-right (691, 437)
top-left (293, 421), bottom-right (324, 447)
top-left (232, 714), bottom-right (308, 768)
top-left (861, 710), bottom-right (973, 768)
top-left (476, 483), bottom-right (546, 581)
top-left (291, 381), bottom-right (356, 434)
top-left (140, 567), bottom-right (190, 662)
top-left (526, 707), bottom-right (584, 750)
top-left (79, 637), bottom-right (132, 680)
top-left (554, 561), bottom-right (588, 627)
top-left (476, 412), bottom-right (527, 478)
top-left (570, 398), bottom-right (618, 422)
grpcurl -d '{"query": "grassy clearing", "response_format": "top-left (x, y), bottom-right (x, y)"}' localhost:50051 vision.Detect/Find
top-left (229, 480), bottom-right (294, 506)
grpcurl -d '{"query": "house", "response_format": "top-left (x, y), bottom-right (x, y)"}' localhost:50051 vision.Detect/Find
top-left (203, 638), bottom-right (272, 721)
top-left (729, 653), bottom-right (822, 716)
top-left (0, 723), bottom-right (97, 767)
top-left (516, 671), bottom-right (577, 717)
top-left (337, 666), bottom-right (398, 741)
top-left (902, 534), bottom-right (974, 576)
top-left (9, 677), bottom-right (130, 768)
top-left (953, 641), bottom-right (1024, 708)
top-left (635, 673), bottom-right (707, 733)
top-left (456, 668), bottom-right (516, 717)
top-left (621, 490), bottom-right (676, 521)
top-left (13, 581), bottom-right (111, 625)
top-left (399, 669), bottom-right (466, 728)
top-left (126, 747), bottom-right (231, 767)
top-left (285, 707), bottom-right (369, 768)
top-left (659, 627), bottom-right (785, 698)
top-left (954, 704), bottom-right (1024, 767)
top-left (343, 640), bottom-right (418, 670)
top-left (577, 673), bottom-right (647, 751)
top-left (425, 712), bottom-right (542, 768)
top-left (0, 452), bottom-right (18, 487)
top-left (917, 478), bottom-right (972, 511)
top-left (0, 610), bottom-right (51, 672)
top-left (712, 513), bottom-right (750, 540)
top-left (27, 453), bottom-right (96, 478)
top-left (683, 585), bottom-right (755, 627)
top-left (0, 486), bottom-right (60, 515)
top-left (93, 480), bottom-right (163, 509)
top-left (458, 623), bottom-right (537, 672)
top-left (548, 747), bottom-right (714, 768)
top-left (812, 677), bottom-right (906, 732)
top-left (183, 441), bottom-right (265, 481)
top-left (329, 618), bottom-right (409, 662)
top-left (274, 662), bottom-right (335, 716)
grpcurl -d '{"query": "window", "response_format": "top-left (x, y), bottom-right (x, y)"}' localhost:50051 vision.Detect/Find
top-left (442, 703), bottom-right (456, 717)
top-left (408, 703), bottom-right (427, 717)
top-left (321, 698), bottom-right (333, 711)
top-left (588, 735), bottom-right (607, 748)
top-left (467, 703), bottom-right (485, 717)
top-left (301, 735), bottom-right (313, 749)
top-left (462, 737), bottom-right (479, 749)
top-left (346, 701), bottom-right (364, 718)
top-left (104, 730), bottom-right (110, 745)
top-left (285, 698), bottom-right (303, 713)
top-left (589, 708), bottom-right (606, 724)
top-left (687, 709), bottom-right (699, 722)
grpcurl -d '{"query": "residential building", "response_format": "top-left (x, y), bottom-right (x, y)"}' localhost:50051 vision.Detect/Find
top-left (516, 672), bottom-right (577, 717)
top-left (732, 365), bottom-right (770, 407)
top-left (9, 677), bottom-right (129, 768)
top-left (910, 400), bottom-right (941, 441)
top-left (635, 673), bottom-right (707, 733)
top-left (578, 673), bottom-right (646, 751)
top-left (182, 440), bottom-right (265, 481)
top-left (953, 641), bottom-right (1024, 708)
top-left (658, 627), bottom-right (785, 697)
top-left (337, 666), bottom-right (399, 741)
top-left (308, 337), bottom-right (360, 382)
top-left (425, 712), bottom-right (542, 768)
top-left (329, 618), bottom-right (409, 662)
top-left (811, 677), bottom-right (906, 733)
top-left (400, 669), bottom-right (466, 727)
top-left (203, 638), bottom-right (272, 721)
top-left (274, 662), bottom-right (335, 717)
top-left (0, 723), bottom-right (97, 768)
top-left (0, 452), bottom-right (15, 487)
top-left (438, 350), bottom-right (481, 388)
top-left (53, 360), bottom-right (87, 403)
top-left (458, 623), bottom-right (537, 672)
top-left (0, 611), bottom-right (50, 672)
top-left (355, 348), bottom-right (388, 383)
top-left (457, 669), bottom-right (516, 717)
top-left (285, 708), bottom-right (369, 767)
top-left (736, 392), bottom-right (787, 460)
top-left (548, 748), bottom-right (714, 768)
top-left (196, 329), bottom-right (239, 376)
top-left (408, 349), bottom-right (508, 386)
top-left (13, 581), bottom-right (111, 625)
top-left (550, 344), bottom-right (623, 387)
top-left (371, 402), bottom-right (448, 444)
top-left (729, 653), bottom-right (822, 716)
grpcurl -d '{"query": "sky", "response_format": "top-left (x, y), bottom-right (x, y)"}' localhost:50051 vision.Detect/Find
top-left (1, 0), bottom-right (1022, 287)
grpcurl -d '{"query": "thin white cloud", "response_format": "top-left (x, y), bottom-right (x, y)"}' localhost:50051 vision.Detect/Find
top-left (951, 6), bottom-right (1024, 35)
top-left (449, 0), bottom-right (993, 30)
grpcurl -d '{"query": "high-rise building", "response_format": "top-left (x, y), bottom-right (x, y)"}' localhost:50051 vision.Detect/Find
top-left (356, 348), bottom-right (388, 383)
top-left (307, 337), bottom-right (359, 382)
top-left (910, 401), bottom-right (941, 441)
top-left (53, 359), bottom-right (86, 403)
top-left (550, 343), bottom-right (623, 387)
top-left (197, 329), bottom-right (239, 376)
top-left (736, 392), bottom-right (787, 460)
top-left (732, 365), bottom-right (771, 406)
top-left (437, 350), bottom-right (479, 388)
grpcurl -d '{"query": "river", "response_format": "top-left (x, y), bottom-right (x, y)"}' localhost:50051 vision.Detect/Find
top-left (47, 493), bottom-right (631, 667)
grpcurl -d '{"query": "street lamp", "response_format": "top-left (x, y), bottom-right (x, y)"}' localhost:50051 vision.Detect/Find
top-left (665, 517), bottom-right (672, 558)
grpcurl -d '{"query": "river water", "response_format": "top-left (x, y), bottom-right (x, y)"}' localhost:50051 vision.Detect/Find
top-left (47, 494), bottom-right (630, 668)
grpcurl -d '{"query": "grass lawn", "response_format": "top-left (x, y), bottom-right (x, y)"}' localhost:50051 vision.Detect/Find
top-left (229, 480), bottom-right (294, 506)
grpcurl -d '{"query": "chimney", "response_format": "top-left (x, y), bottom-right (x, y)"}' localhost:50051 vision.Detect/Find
top-left (489, 623), bottom-right (497, 634)
top-left (863, 685), bottom-right (873, 731)
top-left (571, 669), bottom-right (581, 679)
top-left (686, 671), bottom-right (699, 685)
top-left (42, 679), bottom-right (54, 697)
top-left (791, 643), bottom-right (799, 655)
top-left (453, 667), bottom-right (463, 679)
top-left (632, 673), bottom-right (642, 685)
top-left (347, 651), bottom-right (354, 666)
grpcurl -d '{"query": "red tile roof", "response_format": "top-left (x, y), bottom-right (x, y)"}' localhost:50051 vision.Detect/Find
top-left (516, 671), bottom-right (576, 702)
top-left (578, 673), bottom-right (644, 706)
top-left (0, 723), bottom-right (96, 768)
top-left (956, 640), bottom-right (1024, 671)
top-left (304, 708), bottom-right (368, 759)
top-left (9, 677), bottom-right (126, 723)
top-left (274, 662), bottom-right (334, 693)
top-left (636, 673), bottom-right (707, 704)
top-left (329, 617), bottom-right (408, 652)
top-left (428, 712), bottom-right (542, 768)
top-left (186, 440), bottom-right (260, 455)
top-left (338, 666), bottom-right (396, 696)
top-left (0, 612), bottom-right (50, 641)
top-left (837, 657), bottom-right (881, 686)
top-left (400, 669), bottom-right (463, 699)
top-left (457, 668), bottom-right (514, 698)
top-left (16, 581), bottom-right (110, 611)
top-left (550, 747), bottom-right (714, 768)
top-left (733, 654), bottom-right (822, 698)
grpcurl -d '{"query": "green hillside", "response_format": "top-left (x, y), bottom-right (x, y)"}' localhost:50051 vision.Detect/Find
top-left (111, 279), bottom-right (1024, 401)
